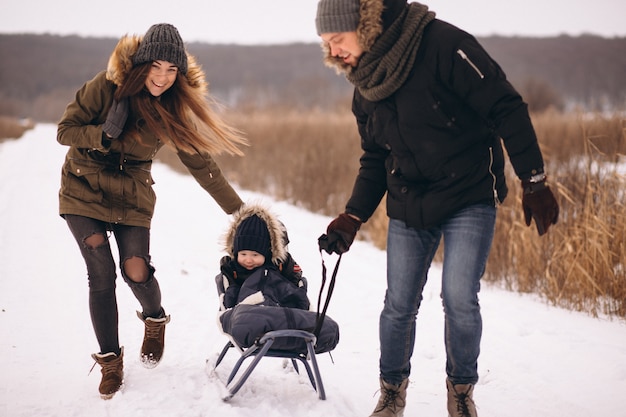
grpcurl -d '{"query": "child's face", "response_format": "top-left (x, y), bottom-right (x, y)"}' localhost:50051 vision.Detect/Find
top-left (237, 250), bottom-right (266, 270)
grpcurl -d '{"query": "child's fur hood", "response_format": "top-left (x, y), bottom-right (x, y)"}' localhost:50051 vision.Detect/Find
top-left (105, 33), bottom-right (208, 94)
top-left (223, 203), bottom-right (288, 265)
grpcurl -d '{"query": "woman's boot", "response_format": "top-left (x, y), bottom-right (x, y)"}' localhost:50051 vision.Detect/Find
top-left (91, 347), bottom-right (124, 399)
top-left (136, 310), bottom-right (170, 368)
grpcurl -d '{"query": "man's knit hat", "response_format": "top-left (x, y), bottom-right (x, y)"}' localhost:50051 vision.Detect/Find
top-left (233, 215), bottom-right (272, 259)
top-left (133, 23), bottom-right (188, 75)
top-left (315, 0), bottom-right (361, 35)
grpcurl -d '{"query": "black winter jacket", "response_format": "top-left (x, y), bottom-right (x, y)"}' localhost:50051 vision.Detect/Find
top-left (336, 3), bottom-right (545, 230)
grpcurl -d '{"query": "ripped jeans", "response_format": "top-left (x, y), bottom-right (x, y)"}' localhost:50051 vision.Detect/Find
top-left (65, 214), bottom-right (163, 355)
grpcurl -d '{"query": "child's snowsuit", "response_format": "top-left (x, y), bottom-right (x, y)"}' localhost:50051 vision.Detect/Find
top-left (216, 204), bottom-right (339, 353)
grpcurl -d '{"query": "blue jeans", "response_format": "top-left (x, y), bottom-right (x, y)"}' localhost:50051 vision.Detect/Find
top-left (380, 204), bottom-right (496, 386)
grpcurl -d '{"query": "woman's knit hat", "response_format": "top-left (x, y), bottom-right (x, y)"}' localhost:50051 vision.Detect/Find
top-left (315, 0), bottom-right (361, 35)
top-left (233, 215), bottom-right (272, 259)
top-left (132, 23), bottom-right (188, 75)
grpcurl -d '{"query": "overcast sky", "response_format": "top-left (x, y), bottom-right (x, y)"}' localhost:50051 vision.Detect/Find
top-left (2, 0), bottom-right (624, 44)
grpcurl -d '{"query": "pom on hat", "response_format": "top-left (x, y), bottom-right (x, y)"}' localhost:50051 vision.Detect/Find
top-left (315, 0), bottom-right (361, 35)
top-left (133, 23), bottom-right (188, 75)
top-left (233, 215), bottom-right (272, 259)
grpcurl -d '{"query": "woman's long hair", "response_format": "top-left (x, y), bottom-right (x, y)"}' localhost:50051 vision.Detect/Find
top-left (114, 63), bottom-right (247, 156)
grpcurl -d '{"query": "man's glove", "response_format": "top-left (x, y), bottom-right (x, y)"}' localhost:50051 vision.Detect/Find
top-left (318, 213), bottom-right (362, 254)
top-left (102, 98), bottom-right (129, 139)
top-left (521, 175), bottom-right (559, 236)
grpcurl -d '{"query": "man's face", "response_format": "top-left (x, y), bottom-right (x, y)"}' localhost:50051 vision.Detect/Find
top-left (320, 31), bottom-right (363, 67)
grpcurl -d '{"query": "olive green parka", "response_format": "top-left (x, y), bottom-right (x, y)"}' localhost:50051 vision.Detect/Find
top-left (57, 35), bottom-right (242, 228)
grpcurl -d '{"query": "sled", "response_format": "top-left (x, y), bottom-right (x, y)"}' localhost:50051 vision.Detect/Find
top-left (212, 273), bottom-right (337, 401)
top-left (213, 328), bottom-right (326, 401)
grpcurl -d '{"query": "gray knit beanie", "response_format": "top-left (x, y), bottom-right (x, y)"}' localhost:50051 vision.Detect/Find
top-left (133, 23), bottom-right (188, 75)
top-left (315, 0), bottom-right (361, 35)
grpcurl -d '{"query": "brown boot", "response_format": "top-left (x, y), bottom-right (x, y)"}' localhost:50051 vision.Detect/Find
top-left (446, 378), bottom-right (478, 417)
top-left (369, 378), bottom-right (408, 417)
top-left (91, 347), bottom-right (124, 400)
top-left (137, 310), bottom-right (170, 368)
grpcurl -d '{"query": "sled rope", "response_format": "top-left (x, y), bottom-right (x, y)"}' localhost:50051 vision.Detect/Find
top-left (313, 251), bottom-right (342, 339)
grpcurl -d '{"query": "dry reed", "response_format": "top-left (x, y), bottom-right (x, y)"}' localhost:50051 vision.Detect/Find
top-left (152, 108), bottom-right (626, 319)
top-left (4, 105), bottom-right (623, 318)
top-left (485, 111), bottom-right (626, 318)
top-left (0, 116), bottom-right (34, 142)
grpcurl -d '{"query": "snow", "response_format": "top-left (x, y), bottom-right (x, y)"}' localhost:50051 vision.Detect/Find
top-left (1, 124), bottom-right (624, 416)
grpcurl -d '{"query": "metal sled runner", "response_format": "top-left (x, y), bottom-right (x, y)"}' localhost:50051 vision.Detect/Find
top-left (214, 329), bottom-right (326, 401)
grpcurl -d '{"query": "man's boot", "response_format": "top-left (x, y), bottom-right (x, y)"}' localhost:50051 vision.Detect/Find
top-left (137, 310), bottom-right (170, 368)
top-left (446, 378), bottom-right (478, 417)
top-left (369, 378), bottom-right (408, 417)
top-left (91, 347), bottom-right (124, 400)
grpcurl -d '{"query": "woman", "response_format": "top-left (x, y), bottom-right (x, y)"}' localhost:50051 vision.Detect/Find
top-left (57, 23), bottom-right (247, 399)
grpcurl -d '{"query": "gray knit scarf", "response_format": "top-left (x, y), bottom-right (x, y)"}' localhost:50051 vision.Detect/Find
top-left (347, 3), bottom-right (435, 102)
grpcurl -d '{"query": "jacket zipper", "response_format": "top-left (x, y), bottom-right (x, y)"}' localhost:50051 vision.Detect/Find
top-left (457, 49), bottom-right (485, 79)
top-left (488, 147), bottom-right (501, 206)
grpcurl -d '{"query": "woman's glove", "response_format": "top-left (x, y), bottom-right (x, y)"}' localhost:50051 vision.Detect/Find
top-left (102, 98), bottom-right (129, 139)
top-left (521, 175), bottom-right (559, 236)
top-left (318, 213), bottom-right (362, 254)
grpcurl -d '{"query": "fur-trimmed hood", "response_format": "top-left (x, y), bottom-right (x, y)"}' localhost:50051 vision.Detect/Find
top-left (105, 34), bottom-right (208, 94)
top-left (222, 204), bottom-right (288, 265)
top-left (322, 0), bottom-right (408, 73)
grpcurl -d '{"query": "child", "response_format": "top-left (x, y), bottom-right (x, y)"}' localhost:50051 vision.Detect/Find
top-left (216, 204), bottom-right (339, 354)
top-left (218, 204), bottom-right (309, 311)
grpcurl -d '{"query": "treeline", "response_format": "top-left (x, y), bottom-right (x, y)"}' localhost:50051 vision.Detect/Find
top-left (0, 33), bottom-right (625, 121)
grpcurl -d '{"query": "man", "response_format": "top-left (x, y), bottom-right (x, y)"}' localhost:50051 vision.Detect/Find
top-left (315, 1), bottom-right (559, 416)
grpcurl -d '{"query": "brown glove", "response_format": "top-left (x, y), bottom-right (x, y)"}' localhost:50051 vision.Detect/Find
top-left (521, 176), bottom-right (559, 236)
top-left (318, 213), bottom-right (362, 254)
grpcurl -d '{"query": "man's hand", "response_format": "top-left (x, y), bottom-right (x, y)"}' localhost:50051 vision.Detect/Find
top-left (318, 213), bottom-right (362, 254)
top-left (521, 176), bottom-right (559, 236)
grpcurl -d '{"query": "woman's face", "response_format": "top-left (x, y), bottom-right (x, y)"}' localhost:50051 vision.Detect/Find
top-left (144, 60), bottom-right (178, 97)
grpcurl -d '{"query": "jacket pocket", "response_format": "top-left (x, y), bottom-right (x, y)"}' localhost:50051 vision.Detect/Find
top-left (62, 158), bottom-right (103, 203)
top-left (430, 96), bottom-right (462, 134)
top-left (125, 167), bottom-right (156, 213)
top-left (441, 146), bottom-right (488, 180)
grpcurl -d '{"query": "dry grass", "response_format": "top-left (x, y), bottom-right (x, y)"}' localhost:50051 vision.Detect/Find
top-left (208, 108), bottom-right (626, 319)
top-left (213, 109), bottom-right (363, 214)
top-left (10, 106), bottom-right (620, 319)
top-left (486, 111), bottom-right (626, 317)
top-left (0, 116), bottom-right (34, 142)
top-left (0, 106), bottom-right (626, 318)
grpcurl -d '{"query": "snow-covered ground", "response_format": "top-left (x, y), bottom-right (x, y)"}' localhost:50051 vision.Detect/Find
top-left (1, 124), bottom-right (624, 416)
